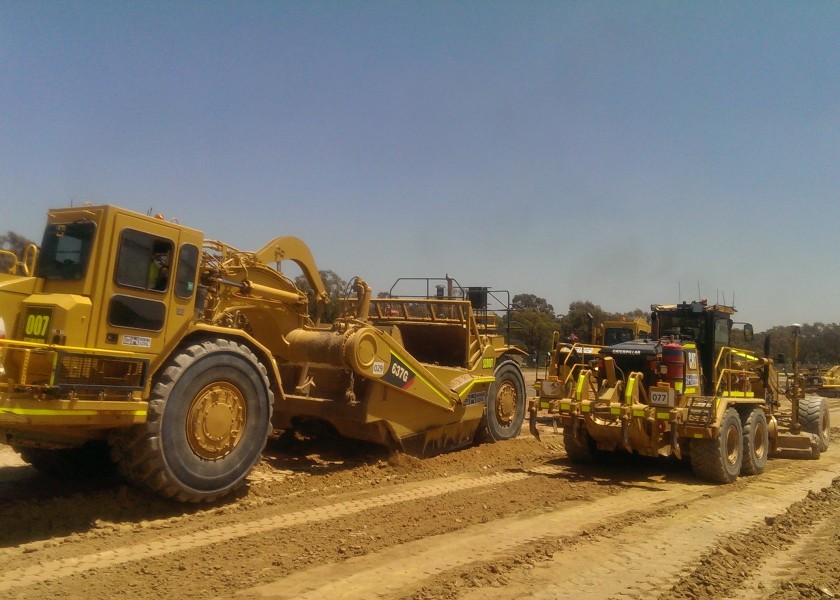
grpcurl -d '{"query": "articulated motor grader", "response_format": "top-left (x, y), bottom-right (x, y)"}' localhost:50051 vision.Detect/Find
top-left (0, 204), bottom-right (527, 502)
top-left (530, 300), bottom-right (830, 483)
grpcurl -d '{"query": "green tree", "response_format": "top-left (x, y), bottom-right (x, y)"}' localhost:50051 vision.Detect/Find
top-left (510, 293), bottom-right (554, 314)
top-left (733, 322), bottom-right (840, 369)
top-left (559, 300), bottom-right (609, 343)
top-left (294, 269), bottom-right (348, 324)
top-left (557, 301), bottom-right (650, 343)
top-left (507, 293), bottom-right (560, 365)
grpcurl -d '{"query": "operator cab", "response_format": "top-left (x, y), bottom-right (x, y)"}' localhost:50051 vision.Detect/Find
top-left (651, 300), bottom-right (734, 396)
top-left (15, 205), bottom-right (203, 356)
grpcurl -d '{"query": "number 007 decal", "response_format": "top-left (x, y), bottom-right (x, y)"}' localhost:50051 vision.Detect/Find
top-left (23, 307), bottom-right (52, 343)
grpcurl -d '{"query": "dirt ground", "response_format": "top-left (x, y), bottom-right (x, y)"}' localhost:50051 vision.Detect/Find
top-left (2, 387), bottom-right (840, 599)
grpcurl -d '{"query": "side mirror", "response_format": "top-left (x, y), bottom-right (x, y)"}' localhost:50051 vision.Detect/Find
top-left (743, 323), bottom-right (754, 341)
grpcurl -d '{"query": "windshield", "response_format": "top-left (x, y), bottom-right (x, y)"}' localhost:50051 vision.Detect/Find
top-left (658, 314), bottom-right (706, 343)
top-left (35, 221), bottom-right (97, 280)
top-left (603, 327), bottom-right (635, 346)
top-left (658, 313), bottom-right (731, 346)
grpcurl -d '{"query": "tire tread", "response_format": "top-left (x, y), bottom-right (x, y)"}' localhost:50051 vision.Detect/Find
top-left (110, 338), bottom-right (273, 503)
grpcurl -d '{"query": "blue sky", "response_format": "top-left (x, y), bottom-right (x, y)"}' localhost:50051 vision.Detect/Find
top-left (2, 1), bottom-right (839, 330)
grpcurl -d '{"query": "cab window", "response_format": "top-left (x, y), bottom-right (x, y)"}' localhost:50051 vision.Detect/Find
top-left (174, 244), bottom-right (199, 299)
top-left (35, 221), bottom-right (96, 280)
top-left (604, 328), bottom-right (633, 346)
top-left (107, 294), bottom-right (166, 331)
top-left (714, 319), bottom-right (731, 346)
top-left (115, 230), bottom-right (173, 293)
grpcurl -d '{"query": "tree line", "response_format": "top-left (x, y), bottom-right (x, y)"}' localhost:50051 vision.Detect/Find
top-left (502, 296), bottom-right (647, 366)
top-left (735, 322), bottom-right (840, 368)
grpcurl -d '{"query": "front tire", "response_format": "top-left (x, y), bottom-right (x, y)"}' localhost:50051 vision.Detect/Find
top-left (477, 361), bottom-right (526, 442)
top-left (740, 407), bottom-right (769, 476)
top-left (111, 338), bottom-right (273, 502)
top-left (799, 396), bottom-right (830, 452)
top-left (690, 407), bottom-right (743, 483)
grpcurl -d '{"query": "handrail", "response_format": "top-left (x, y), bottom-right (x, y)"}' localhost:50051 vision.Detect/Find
top-left (0, 249), bottom-right (16, 274)
top-left (0, 244), bottom-right (39, 276)
top-left (0, 339), bottom-right (145, 391)
top-left (0, 338), bottom-right (139, 357)
top-left (713, 346), bottom-right (766, 397)
top-left (541, 341), bottom-right (603, 381)
top-left (368, 297), bottom-right (471, 324)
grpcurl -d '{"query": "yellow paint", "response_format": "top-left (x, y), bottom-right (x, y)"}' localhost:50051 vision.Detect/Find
top-left (456, 376), bottom-right (495, 398)
top-left (3, 407), bottom-right (147, 417)
top-left (625, 376), bottom-right (636, 405)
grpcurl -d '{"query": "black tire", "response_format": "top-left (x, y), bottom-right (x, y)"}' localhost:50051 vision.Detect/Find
top-left (799, 396), bottom-right (830, 452)
top-left (690, 407), bottom-right (743, 483)
top-left (563, 425), bottom-right (597, 463)
top-left (111, 338), bottom-right (273, 503)
top-left (740, 407), bottom-right (769, 476)
top-left (13, 441), bottom-right (115, 479)
top-left (477, 361), bottom-right (526, 442)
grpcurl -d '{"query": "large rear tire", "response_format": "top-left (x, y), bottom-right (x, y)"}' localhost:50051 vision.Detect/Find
top-left (740, 407), bottom-right (769, 476)
top-left (14, 441), bottom-right (115, 479)
top-left (690, 407), bottom-right (743, 483)
top-left (111, 338), bottom-right (273, 503)
top-left (799, 396), bottom-right (830, 452)
top-left (477, 361), bottom-right (526, 442)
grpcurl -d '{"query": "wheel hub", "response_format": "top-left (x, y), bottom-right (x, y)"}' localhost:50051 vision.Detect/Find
top-left (725, 424), bottom-right (740, 465)
top-left (186, 382), bottom-right (247, 460)
top-left (753, 427), bottom-right (766, 460)
top-left (495, 380), bottom-right (517, 426)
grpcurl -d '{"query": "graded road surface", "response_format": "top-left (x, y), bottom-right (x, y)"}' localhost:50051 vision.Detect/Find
top-left (1, 392), bottom-right (839, 600)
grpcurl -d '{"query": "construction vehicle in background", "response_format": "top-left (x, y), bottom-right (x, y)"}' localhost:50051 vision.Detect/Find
top-left (0, 204), bottom-right (527, 502)
top-left (813, 365), bottom-right (840, 398)
top-left (533, 317), bottom-right (651, 400)
top-left (594, 317), bottom-right (651, 346)
top-left (801, 367), bottom-right (825, 393)
top-left (530, 300), bottom-right (830, 483)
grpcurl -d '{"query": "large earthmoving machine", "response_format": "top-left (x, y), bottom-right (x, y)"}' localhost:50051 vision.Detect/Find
top-left (594, 317), bottom-right (651, 346)
top-left (0, 204), bottom-right (527, 502)
top-left (813, 365), bottom-right (840, 398)
top-left (530, 300), bottom-right (830, 483)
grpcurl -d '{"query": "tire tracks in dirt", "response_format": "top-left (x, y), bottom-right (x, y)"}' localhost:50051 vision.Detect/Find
top-left (0, 470), bottom-right (533, 593)
top-left (238, 452), bottom-right (840, 599)
top-left (2, 407), bottom-right (838, 599)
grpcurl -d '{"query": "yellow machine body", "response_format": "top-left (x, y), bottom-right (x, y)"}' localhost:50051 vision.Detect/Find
top-left (0, 205), bottom-right (527, 501)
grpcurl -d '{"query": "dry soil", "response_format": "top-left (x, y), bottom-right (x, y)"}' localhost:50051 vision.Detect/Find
top-left (1, 388), bottom-right (839, 599)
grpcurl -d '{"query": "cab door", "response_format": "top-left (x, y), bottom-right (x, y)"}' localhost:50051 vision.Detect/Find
top-left (94, 212), bottom-right (198, 358)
